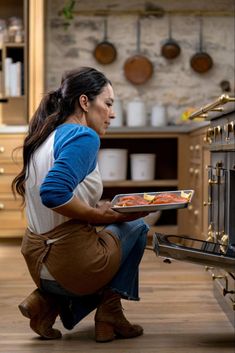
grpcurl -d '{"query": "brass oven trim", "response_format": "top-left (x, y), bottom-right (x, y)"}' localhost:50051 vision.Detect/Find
top-left (189, 94), bottom-right (235, 120)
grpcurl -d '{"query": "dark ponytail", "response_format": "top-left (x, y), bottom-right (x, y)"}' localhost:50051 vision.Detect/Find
top-left (12, 67), bottom-right (111, 202)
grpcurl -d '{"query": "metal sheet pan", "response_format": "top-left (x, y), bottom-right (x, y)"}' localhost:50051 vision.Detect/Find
top-left (111, 190), bottom-right (194, 213)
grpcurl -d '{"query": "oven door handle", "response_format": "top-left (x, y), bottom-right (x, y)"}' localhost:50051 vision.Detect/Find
top-left (152, 233), bottom-right (235, 272)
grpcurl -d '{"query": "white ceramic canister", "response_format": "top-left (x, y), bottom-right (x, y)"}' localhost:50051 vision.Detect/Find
top-left (111, 98), bottom-right (124, 127)
top-left (130, 153), bottom-right (156, 180)
top-left (151, 104), bottom-right (167, 127)
top-left (126, 98), bottom-right (146, 127)
top-left (98, 149), bottom-right (128, 181)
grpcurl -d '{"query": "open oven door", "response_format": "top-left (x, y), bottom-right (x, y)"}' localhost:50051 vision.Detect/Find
top-left (153, 233), bottom-right (235, 272)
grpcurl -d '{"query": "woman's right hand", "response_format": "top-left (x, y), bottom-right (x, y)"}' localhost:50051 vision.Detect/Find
top-left (94, 201), bottom-right (149, 225)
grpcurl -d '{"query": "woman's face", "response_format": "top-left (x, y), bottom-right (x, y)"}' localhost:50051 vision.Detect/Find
top-left (86, 83), bottom-right (115, 136)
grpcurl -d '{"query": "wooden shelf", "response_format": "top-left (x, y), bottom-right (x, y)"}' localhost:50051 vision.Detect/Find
top-left (103, 179), bottom-right (178, 188)
top-left (3, 42), bottom-right (25, 47)
top-left (0, 95), bottom-right (26, 99)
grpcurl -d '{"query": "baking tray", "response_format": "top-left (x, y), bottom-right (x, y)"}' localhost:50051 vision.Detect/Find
top-left (111, 190), bottom-right (194, 213)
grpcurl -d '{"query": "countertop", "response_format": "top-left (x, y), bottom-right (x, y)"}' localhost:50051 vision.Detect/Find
top-left (0, 121), bottom-right (209, 134)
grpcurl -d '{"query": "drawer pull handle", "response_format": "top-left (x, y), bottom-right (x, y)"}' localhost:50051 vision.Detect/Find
top-left (0, 146), bottom-right (5, 153)
top-left (189, 168), bottom-right (194, 174)
top-left (0, 203), bottom-right (5, 210)
top-left (212, 274), bottom-right (225, 280)
top-left (0, 168), bottom-right (4, 174)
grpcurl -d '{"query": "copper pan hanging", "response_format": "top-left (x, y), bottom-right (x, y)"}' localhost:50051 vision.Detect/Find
top-left (124, 18), bottom-right (154, 85)
top-left (93, 17), bottom-right (117, 65)
top-left (161, 14), bottom-right (181, 59)
top-left (190, 16), bottom-right (213, 73)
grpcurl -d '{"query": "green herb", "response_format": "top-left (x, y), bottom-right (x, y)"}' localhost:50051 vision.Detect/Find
top-left (59, 0), bottom-right (76, 28)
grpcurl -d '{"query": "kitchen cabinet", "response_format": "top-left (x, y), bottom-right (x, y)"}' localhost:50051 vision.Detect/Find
top-left (0, 0), bottom-right (44, 123)
top-left (0, 0), bottom-right (44, 237)
top-left (0, 0), bottom-right (27, 125)
top-left (101, 128), bottom-right (190, 235)
top-left (178, 126), bottom-right (210, 238)
top-left (0, 133), bottom-right (26, 237)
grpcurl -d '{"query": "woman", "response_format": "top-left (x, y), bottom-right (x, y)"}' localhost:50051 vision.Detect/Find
top-left (12, 67), bottom-right (149, 342)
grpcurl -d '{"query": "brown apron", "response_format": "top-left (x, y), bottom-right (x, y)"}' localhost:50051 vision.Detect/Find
top-left (21, 220), bottom-right (121, 295)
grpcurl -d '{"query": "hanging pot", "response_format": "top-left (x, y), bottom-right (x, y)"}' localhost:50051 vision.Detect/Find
top-left (93, 17), bottom-right (117, 65)
top-left (190, 16), bottom-right (213, 73)
top-left (161, 14), bottom-right (181, 59)
top-left (124, 18), bottom-right (153, 85)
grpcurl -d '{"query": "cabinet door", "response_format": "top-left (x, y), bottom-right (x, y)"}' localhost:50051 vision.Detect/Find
top-left (0, 209), bottom-right (26, 235)
top-left (0, 134), bottom-right (24, 159)
top-left (0, 0), bottom-right (28, 125)
top-left (0, 133), bottom-right (25, 237)
top-left (178, 127), bottom-right (209, 239)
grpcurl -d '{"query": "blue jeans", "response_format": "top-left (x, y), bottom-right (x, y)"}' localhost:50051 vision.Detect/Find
top-left (41, 218), bottom-right (149, 327)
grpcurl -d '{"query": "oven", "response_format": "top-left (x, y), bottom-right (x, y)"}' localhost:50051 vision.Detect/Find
top-left (152, 94), bottom-right (235, 326)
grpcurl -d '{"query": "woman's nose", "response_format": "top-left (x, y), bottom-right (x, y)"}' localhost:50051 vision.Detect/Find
top-left (110, 108), bottom-right (115, 119)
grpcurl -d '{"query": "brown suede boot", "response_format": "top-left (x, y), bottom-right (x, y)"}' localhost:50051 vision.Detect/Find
top-left (94, 289), bottom-right (143, 342)
top-left (18, 289), bottom-right (62, 339)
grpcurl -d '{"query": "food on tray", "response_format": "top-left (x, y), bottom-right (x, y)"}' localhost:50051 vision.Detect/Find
top-left (113, 192), bottom-right (191, 208)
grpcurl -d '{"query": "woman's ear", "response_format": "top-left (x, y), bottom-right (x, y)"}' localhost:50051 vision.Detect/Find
top-left (79, 94), bottom-right (89, 112)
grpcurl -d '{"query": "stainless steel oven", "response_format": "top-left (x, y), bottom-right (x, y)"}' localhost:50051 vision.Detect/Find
top-left (152, 94), bottom-right (235, 325)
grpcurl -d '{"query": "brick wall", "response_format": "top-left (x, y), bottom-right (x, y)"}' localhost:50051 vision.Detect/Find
top-left (45, 0), bottom-right (235, 123)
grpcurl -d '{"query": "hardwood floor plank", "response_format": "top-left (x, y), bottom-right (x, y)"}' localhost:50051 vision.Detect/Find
top-left (0, 240), bottom-right (234, 353)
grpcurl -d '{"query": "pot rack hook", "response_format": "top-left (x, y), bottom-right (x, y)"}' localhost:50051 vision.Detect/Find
top-left (103, 16), bottom-right (108, 40)
top-left (136, 16), bottom-right (141, 53)
top-left (199, 15), bottom-right (203, 51)
top-left (168, 13), bottom-right (172, 39)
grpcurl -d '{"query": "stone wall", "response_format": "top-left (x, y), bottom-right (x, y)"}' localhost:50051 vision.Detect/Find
top-left (45, 0), bottom-right (235, 123)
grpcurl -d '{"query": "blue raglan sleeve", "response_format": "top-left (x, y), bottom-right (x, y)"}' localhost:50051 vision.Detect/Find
top-left (40, 127), bottom-right (100, 208)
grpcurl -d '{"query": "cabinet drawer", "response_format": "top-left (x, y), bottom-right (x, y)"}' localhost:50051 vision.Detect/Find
top-left (0, 198), bottom-right (23, 211)
top-left (0, 174), bottom-right (15, 193)
top-left (0, 210), bottom-right (26, 229)
top-left (0, 135), bottom-right (24, 160)
top-left (189, 136), bottom-right (202, 160)
top-left (0, 162), bottom-right (22, 175)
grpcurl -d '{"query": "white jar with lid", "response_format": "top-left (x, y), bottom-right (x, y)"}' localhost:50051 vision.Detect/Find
top-left (98, 149), bottom-right (128, 181)
top-left (126, 98), bottom-right (146, 127)
top-left (111, 98), bottom-right (124, 127)
top-left (151, 104), bottom-right (167, 127)
top-left (130, 153), bottom-right (156, 180)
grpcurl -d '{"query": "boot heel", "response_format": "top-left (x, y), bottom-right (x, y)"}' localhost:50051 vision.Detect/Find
top-left (95, 321), bottom-right (115, 342)
top-left (18, 302), bottom-right (31, 319)
top-left (18, 290), bottom-right (42, 319)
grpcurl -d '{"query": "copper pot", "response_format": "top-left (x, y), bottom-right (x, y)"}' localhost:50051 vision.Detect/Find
top-left (161, 15), bottom-right (181, 60)
top-left (93, 17), bottom-right (117, 65)
top-left (190, 16), bottom-right (213, 73)
top-left (124, 18), bottom-right (153, 85)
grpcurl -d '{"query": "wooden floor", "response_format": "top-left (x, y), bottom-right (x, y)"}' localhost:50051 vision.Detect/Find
top-left (0, 239), bottom-right (234, 353)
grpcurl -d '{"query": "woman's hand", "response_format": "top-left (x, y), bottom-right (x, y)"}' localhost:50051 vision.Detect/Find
top-left (94, 201), bottom-right (149, 225)
top-left (53, 196), bottom-right (149, 225)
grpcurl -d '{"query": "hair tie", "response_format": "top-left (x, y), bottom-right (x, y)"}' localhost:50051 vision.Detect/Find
top-left (54, 88), bottom-right (62, 100)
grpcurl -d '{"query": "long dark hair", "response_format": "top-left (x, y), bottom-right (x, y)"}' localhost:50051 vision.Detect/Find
top-left (12, 67), bottom-right (111, 202)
